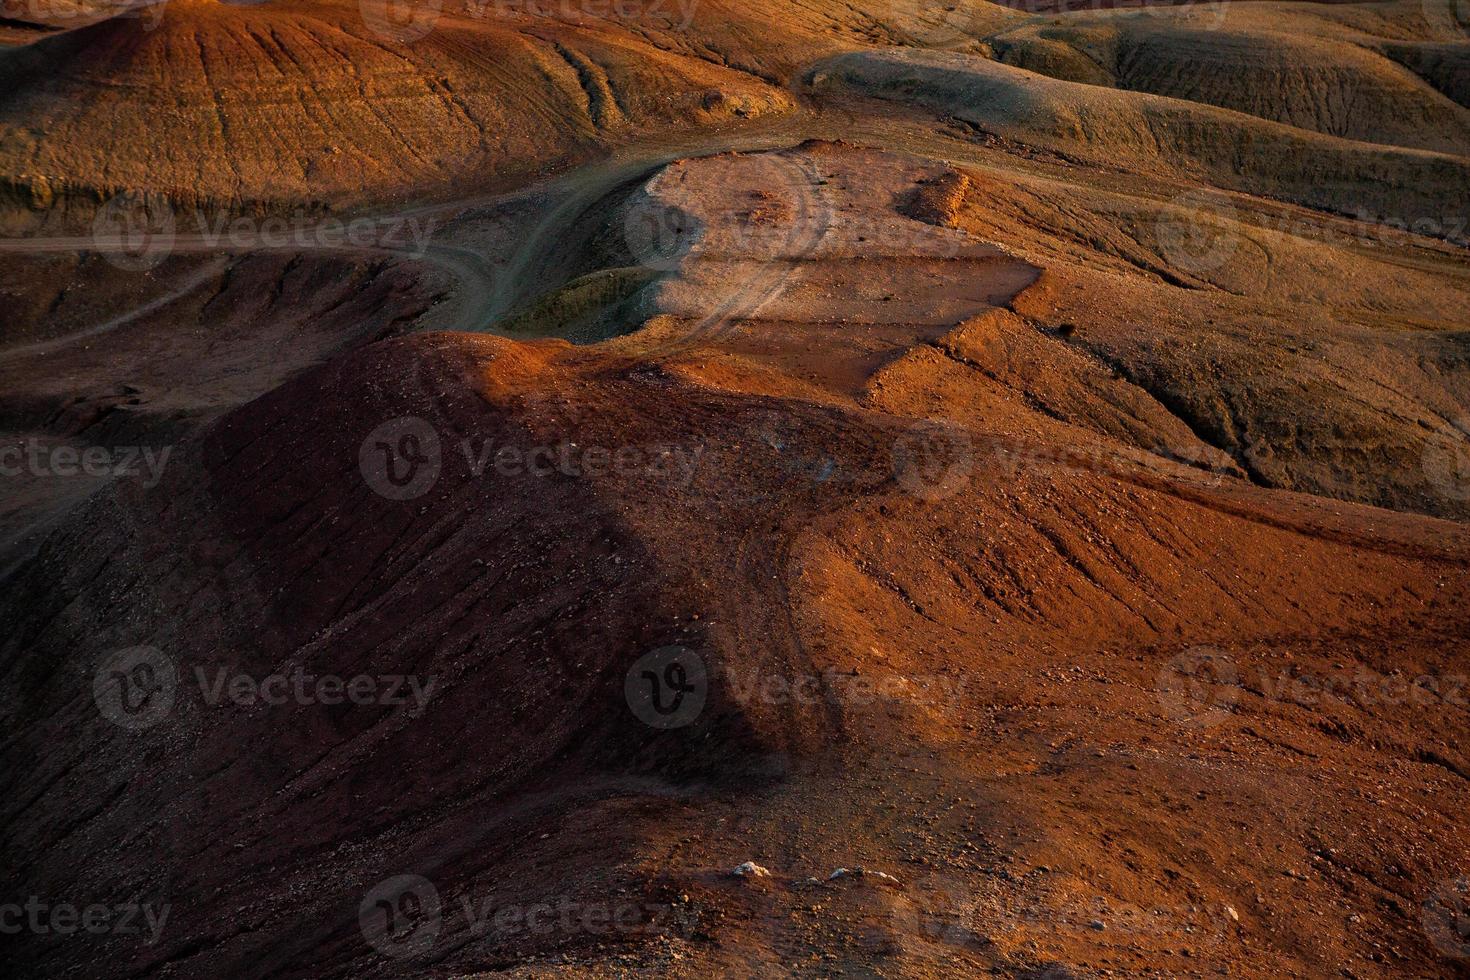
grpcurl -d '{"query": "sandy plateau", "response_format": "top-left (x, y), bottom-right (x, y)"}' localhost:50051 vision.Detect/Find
top-left (1, 0), bottom-right (1469, 977)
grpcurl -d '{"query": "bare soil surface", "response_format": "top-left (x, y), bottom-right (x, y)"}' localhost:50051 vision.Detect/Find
top-left (1, 1), bottom-right (1468, 978)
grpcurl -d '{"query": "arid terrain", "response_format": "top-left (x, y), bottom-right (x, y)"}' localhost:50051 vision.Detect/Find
top-left (1, 0), bottom-right (1468, 976)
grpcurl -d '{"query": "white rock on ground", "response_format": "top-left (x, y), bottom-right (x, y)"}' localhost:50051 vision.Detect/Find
top-left (828, 867), bottom-right (900, 884)
top-left (730, 861), bottom-right (771, 878)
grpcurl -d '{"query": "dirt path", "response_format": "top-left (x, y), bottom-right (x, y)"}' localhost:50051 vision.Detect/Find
top-left (0, 107), bottom-right (1007, 346)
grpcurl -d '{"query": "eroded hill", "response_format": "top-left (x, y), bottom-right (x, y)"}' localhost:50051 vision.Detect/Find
top-left (2, 1), bottom-right (1469, 978)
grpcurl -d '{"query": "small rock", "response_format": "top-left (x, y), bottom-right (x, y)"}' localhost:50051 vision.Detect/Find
top-left (828, 867), bottom-right (900, 885)
top-left (1089, 919), bottom-right (1106, 931)
top-left (1226, 905), bottom-right (1240, 922)
top-left (730, 861), bottom-right (770, 878)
